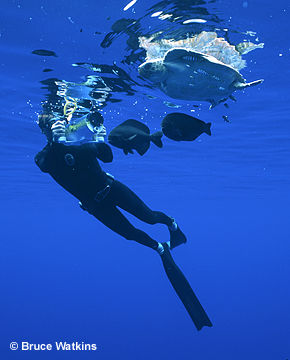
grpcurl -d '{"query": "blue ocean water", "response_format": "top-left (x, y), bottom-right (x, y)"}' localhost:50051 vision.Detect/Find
top-left (0, 0), bottom-right (289, 359)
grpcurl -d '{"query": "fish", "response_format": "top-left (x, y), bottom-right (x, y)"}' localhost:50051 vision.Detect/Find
top-left (161, 112), bottom-right (211, 142)
top-left (32, 49), bottom-right (57, 57)
top-left (108, 119), bottom-right (163, 155)
top-left (223, 115), bottom-right (230, 123)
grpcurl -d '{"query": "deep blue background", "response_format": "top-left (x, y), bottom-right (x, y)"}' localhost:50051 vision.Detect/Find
top-left (0, 0), bottom-right (289, 359)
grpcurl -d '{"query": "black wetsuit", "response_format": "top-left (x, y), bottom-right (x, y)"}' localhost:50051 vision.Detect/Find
top-left (35, 141), bottom-right (172, 249)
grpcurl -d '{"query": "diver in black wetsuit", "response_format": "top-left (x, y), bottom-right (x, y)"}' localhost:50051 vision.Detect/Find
top-left (35, 111), bottom-right (213, 331)
top-left (35, 111), bottom-right (187, 253)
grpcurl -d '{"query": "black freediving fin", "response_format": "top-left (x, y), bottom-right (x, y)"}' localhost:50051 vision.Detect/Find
top-left (160, 243), bottom-right (212, 331)
top-left (169, 226), bottom-right (187, 249)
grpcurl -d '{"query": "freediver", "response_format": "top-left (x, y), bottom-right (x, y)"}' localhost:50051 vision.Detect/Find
top-left (35, 111), bottom-right (186, 254)
top-left (35, 110), bottom-right (212, 330)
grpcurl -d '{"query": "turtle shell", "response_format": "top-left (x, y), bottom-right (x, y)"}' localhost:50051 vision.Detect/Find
top-left (139, 48), bottom-right (245, 106)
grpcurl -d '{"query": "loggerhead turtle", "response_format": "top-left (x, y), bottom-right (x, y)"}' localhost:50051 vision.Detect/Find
top-left (138, 32), bottom-right (264, 107)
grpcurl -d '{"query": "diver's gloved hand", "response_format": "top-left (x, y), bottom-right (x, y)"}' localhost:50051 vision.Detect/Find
top-left (92, 124), bottom-right (107, 142)
top-left (51, 120), bottom-right (66, 142)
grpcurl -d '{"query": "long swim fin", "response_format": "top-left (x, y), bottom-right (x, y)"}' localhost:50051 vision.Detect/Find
top-left (160, 243), bottom-right (213, 331)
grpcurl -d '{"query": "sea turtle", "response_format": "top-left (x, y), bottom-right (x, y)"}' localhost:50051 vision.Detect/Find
top-left (139, 32), bottom-right (264, 71)
top-left (139, 48), bottom-right (263, 107)
top-left (138, 32), bottom-right (264, 107)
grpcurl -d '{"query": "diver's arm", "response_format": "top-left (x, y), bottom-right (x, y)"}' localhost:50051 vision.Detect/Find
top-left (34, 143), bottom-right (54, 172)
top-left (81, 142), bottom-right (113, 163)
top-left (35, 116), bottom-right (66, 172)
top-left (95, 142), bottom-right (113, 163)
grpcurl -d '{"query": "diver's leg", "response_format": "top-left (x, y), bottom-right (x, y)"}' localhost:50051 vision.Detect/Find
top-left (111, 180), bottom-right (187, 249)
top-left (90, 204), bottom-right (159, 250)
top-left (111, 180), bottom-right (173, 226)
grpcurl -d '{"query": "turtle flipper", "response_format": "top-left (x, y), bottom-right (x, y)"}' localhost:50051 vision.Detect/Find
top-left (209, 100), bottom-right (218, 109)
top-left (234, 79), bottom-right (264, 89)
top-left (209, 99), bottom-right (225, 109)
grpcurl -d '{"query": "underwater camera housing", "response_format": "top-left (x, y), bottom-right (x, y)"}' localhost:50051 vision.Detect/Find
top-left (66, 111), bottom-right (105, 144)
top-left (86, 111), bottom-right (104, 130)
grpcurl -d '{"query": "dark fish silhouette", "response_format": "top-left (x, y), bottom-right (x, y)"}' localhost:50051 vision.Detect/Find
top-left (223, 115), bottom-right (230, 123)
top-left (108, 119), bottom-right (163, 155)
top-left (161, 113), bottom-right (211, 142)
top-left (32, 49), bottom-right (57, 57)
